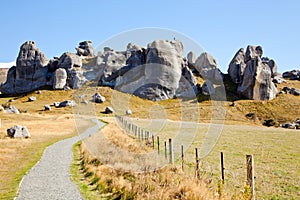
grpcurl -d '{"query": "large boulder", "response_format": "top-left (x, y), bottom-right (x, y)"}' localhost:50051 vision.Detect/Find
top-left (53, 68), bottom-right (67, 89)
top-left (58, 52), bottom-right (82, 69)
top-left (68, 69), bottom-right (87, 89)
top-left (76, 41), bottom-right (95, 57)
top-left (1, 41), bottom-right (49, 95)
top-left (237, 57), bottom-right (277, 100)
top-left (7, 125), bottom-right (30, 138)
top-left (228, 48), bottom-right (246, 84)
top-left (195, 52), bottom-right (223, 84)
top-left (115, 40), bottom-right (184, 101)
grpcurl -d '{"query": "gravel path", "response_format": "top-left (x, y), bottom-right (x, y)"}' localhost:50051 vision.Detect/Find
top-left (15, 118), bottom-right (104, 200)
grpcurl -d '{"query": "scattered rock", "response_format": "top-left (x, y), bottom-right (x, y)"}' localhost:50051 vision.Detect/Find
top-left (263, 119), bottom-right (277, 127)
top-left (273, 76), bottom-right (286, 84)
top-left (53, 102), bottom-right (60, 107)
top-left (245, 112), bottom-right (257, 120)
top-left (64, 85), bottom-right (71, 91)
top-left (229, 102), bottom-right (236, 107)
top-left (92, 93), bottom-right (106, 103)
top-left (28, 96), bottom-right (36, 102)
top-left (126, 109), bottom-right (132, 115)
top-left (76, 41), bottom-right (95, 57)
top-left (8, 99), bottom-right (15, 102)
top-left (105, 107), bottom-right (114, 114)
top-left (282, 70), bottom-right (300, 80)
top-left (44, 105), bottom-right (51, 111)
top-left (58, 100), bottom-right (76, 107)
top-left (7, 125), bottom-right (30, 138)
top-left (3, 105), bottom-right (20, 114)
top-left (282, 86), bottom-right (300, 96)
top-left (36, 90), bottom-right (42, 94)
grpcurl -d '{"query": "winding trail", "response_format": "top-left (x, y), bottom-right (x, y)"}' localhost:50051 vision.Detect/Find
top-left (15, 118), bottom-right (104, 200)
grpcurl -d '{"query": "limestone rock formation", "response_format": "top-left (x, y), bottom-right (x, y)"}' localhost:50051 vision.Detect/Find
top-left (195, 52), bottom-right (223, 84)
top-left (202, 80), bottom-right (215, 95)
top-left (237, 57), bottom-right (277, 100)
top-left (187, 51), bottom-right (196, 65)
top-left (7, 125), bottom-right (30, 138)
top-left (228, 45), bottom-right (278, 100)
top-left (76, 41), bottom-right (95, 57)
top-left (53, 68), bottom-right (67, 89)
top-left (228, 48), bottom-right (246, 84)
top-left (283, 70), bottom-right (300, 80)
top-left (58, 52), bottom-right (82, 69)
top-left (1, 41), bottom-right (49, 95)
top-left (115, 40), bottom-right (184, 101)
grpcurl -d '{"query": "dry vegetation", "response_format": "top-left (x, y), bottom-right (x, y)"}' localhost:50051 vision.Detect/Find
top-left (0, 76), bottom-right (299, 199)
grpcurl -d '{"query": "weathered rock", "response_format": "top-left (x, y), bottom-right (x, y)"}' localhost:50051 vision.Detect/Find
top-left (44, 105), bottom-right (51, 111)
top-left (68, 69), bottom-right (87, 89)
top-left (3, 105), bottom-right (20, 114)
top-left (105, 106), bottom-right (114, 114)
top-left (58, 52), bottom-right (82, 69)
top-left (1, 41), bottom-right (49, 95)
top-left (237, 57), bottom-right (277, 100)
top-left (282, 70), bottom-right (300, 80)
top-left (116, 40), bottom-right (184, 101)
top-left (262, 57), bottom-right (277, 76)
top-left (126, 109), bottom-right (132, 115)
top-left (187, 51), bottom-right (196, 65)
top-left (282, 86), bottom-right (300, 96)
top-left (97, 49), bottom-right (127, 86)
top-left (53, 68), bottom-right (67, 89)
top-left (28, 96), bottom-right (36, 102)
top-left (228, 48), bottom-right (246, 84)
top-left (273, 75), bottom-right (286, 84)
top-left (92, 93), bottom-right (106, 103)
top-left (81, 100), bottom-right (89, 105)
top-left (53, 102), bottom-right (60, 107)
top-left (176, 65), bottom-right (198, 98)
top-left (7, 125), bottom-right (30, 138)
top-left (244, 45), bottom-right (263, 63)
top-left (195, 52), bottom-right (223, 84)
top-left (36, 90), bottom-right (42, 94)
top-left (76, 41), bottom-right (95, 57)
top-left (58, 100), bottom-right (76, 107)
top-left (202, 80), bottom-right (215, 95)
top-left (126, 43), bottom-right (145, 68)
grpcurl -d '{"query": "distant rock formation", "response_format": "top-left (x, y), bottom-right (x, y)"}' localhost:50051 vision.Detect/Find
top-left (282, 70), bottom-right (300, 80)
top-left (76, 41), bottom-right (95, 57)
top-left (1, 41), bottom-right (49, 95)
top-left (1, 41), bottom-right (91, 95)
top-left (228, 45), bottom-right (278, 100)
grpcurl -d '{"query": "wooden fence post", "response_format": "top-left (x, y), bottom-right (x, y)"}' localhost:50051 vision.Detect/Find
top-left (246, 154), bottom-right (255, 200)
top-left (157, 136), bottom-right (160, 154)
top-left (195, 148), bottom-right (199, 178)
top-left (152, 135), bottom-right (155, 149)
top-left (164, 141), bottom-right (167, 160)
top-left (181, 145), bottom-right (184, 172)
top-left (169, 138), bottom-right (174, 164)
top-left (221, 152), bottom-right (225, 183)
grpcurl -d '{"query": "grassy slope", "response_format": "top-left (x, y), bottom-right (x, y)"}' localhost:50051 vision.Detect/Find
top-left (0, 76), bottom-right (299, 199)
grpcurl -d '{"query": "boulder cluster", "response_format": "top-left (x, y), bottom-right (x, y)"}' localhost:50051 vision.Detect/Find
top-left (228, 45), bottom-right (278, 100)
top-left (1, 41), bottom-right (94, 95)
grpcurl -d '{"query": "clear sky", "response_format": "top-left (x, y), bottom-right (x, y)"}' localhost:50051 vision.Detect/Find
top-left (0, 0), bottom-right (299, 73)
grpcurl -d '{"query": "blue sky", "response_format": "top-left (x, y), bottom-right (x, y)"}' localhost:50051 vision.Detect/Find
top-left (0, 0), bottom-right (299, 73)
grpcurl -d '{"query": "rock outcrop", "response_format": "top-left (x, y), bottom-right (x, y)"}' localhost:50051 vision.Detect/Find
top-left (76, 41), bottom-right (95, 57)
top-left (282, 70), bottom-right (300, 80)
top-left (7, 125), bottom-right (30, 138)
top-left (195, 52), bottom-right (223, 84)
top-left (1, 41), bottom-right (49, 95)
top-left (53, 68), bottom-right (67, 89)
top-left (228, 45), bottom-right (278, 100)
